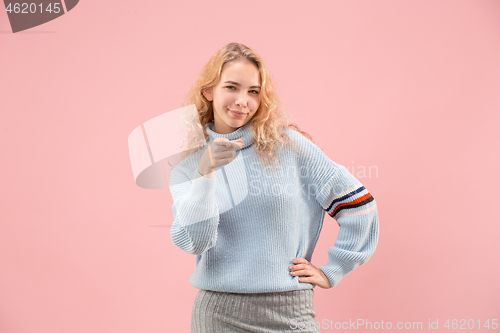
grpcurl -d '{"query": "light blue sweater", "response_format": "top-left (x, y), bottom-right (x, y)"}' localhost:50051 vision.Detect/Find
top-left (169, 120), bottom-right (379, 293)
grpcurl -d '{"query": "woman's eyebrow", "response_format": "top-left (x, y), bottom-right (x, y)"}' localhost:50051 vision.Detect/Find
top-left (224, 80), bottom-right (261, 89)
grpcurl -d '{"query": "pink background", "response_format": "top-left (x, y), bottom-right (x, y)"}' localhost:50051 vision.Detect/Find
top-left (1, 0), bottom-right (499, 332)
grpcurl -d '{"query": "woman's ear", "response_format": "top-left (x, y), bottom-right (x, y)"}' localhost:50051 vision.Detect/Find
top-left (202, 88), bottom-right (213, 102)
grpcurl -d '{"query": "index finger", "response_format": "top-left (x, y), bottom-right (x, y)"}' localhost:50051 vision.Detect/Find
top-left (292, 258), bottom-right (310, 265)
top-left (214, 141), bottom-right (243, 149)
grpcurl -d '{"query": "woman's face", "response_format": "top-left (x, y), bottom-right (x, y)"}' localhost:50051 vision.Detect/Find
top-left (203, 60), bottom-right (261, 134)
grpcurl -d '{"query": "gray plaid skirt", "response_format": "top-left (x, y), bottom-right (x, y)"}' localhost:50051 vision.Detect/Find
top-left (191, 289), bottom-right (320, 333)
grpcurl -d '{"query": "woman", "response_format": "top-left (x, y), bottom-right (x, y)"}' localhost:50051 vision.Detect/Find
top-left (168, 42), bottom-right (379, 333)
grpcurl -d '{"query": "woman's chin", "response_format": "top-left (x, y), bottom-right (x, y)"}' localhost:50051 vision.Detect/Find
top-left (227, 119), bottom-right (245, 128)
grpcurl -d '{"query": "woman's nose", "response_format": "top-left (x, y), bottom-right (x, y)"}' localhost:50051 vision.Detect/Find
top-left (235, 94), bottom-right (248, 107)
top-left (236, 101), bottom-right (247, 107)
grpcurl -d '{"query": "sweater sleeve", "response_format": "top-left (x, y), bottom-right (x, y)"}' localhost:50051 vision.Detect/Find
top-left (316, 165), bottom-right (379, 288)
top-left (286, 129), bottom-right (379, 288)
top-left (169, 164), bottom-right (220, 255)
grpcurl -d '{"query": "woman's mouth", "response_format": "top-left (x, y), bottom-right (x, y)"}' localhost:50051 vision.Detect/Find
top-left (229, 110), bottom-right (247, 119)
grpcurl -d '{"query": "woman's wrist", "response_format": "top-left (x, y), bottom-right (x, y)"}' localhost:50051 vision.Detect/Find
top-left (198, 166), bottom-right (215, 178)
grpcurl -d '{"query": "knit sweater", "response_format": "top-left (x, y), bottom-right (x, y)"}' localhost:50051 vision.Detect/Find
top-left (169, 120), bottom-right (379, 293)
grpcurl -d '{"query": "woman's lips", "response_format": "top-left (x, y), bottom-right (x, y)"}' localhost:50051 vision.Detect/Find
top-left (229, 110), bottom-right (247, 118)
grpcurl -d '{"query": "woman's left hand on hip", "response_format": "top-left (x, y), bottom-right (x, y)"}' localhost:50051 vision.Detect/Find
top-left (289, 258), bottom-right (332, 289)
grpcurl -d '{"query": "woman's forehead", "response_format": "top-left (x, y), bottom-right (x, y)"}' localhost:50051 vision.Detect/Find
top-left (220, 60), bottom-right (260, 85)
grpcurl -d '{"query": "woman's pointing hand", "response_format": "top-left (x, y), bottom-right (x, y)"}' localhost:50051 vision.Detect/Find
top-left (198, 137), bottom-right (244, 178)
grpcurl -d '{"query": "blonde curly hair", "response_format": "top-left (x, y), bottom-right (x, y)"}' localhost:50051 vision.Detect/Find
top-left (171, 42), bottom-right (314, 169)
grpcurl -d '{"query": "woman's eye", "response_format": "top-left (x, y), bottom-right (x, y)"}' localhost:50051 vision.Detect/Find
top-left (225, 86), bottom-right (259, 94)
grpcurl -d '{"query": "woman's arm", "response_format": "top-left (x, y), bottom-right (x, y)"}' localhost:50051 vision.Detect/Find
top-left (169, 138), bottom-right (243, 255)
top-left (285, 129), bottom-right (379, 288)
top-left (315, 165), bottom-right (379, 288)
top-left (169, 165), bottom-right (220, 255)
